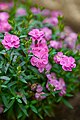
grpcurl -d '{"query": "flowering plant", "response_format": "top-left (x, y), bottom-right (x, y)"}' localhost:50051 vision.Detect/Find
top-left (0, 1), bottom-right (80, 120)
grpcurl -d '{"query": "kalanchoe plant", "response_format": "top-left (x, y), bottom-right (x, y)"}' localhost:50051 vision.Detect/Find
top-left (0, 1), bottom-right (80, 120)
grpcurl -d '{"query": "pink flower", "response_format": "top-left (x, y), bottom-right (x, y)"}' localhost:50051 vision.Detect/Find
top-left (64, 26), bottom-right (73, 36)
top-left (64, 32), bottom-right (77, 49)
top-left (46, 73), bottom-right (66, 96)
top-left (43, 17), bottom-right (58, 26)
top-left (46, 73), bottom-right (61, 91)
top-left (51, 11), bottom-right (63, 18)
top-left (53, 52), bottom-right (64, 64)
top-left (0, 21), bottom-right (12, 33)
top-left (2, 32), bottom-right (20, 50)
top-left (29, 30), bottom-right (49, 73)
top-left (45, 63), bottom-right (52, 72)
top-left (30, 51), bottom-right (48, 73)
top-left (35, 92), bottom-right (46, 100)
top-left (30, 39), bottom-right (49, 72)
top-left (59, 78), bottom-right (66, 96)
top-left (16, 8), bottom-right (27, 16)
top-left (69, 33), bottom-right (77, 40)
top-left (41, 9), bottom-right (51, 16)
top-left (0, 12), bottom-right (12, 33)
top-left (50, 40), bottom-right (62, 49)
top-left (54, 52), bottom-right (76, 71)
top-left (31, 7), bottom-right (41, 14)
top-left (60, 56), bottom-right (76, 71)
top-left (41, 27), bottom-right (52, 40)
top-left (46, 72), bottom-right (57, 81)
top-left (0, 12), bottom-right (9, 21)
top-left (0, 2), bottom-right (13, 10)
top-left (30, 56), bottom-right (38, 66)
top-left (58, 32), bottom-right (66, 39)
top-left (36, 85), bottom-right (43, 92)
top-left (28, 29), bottom-right (44, 41)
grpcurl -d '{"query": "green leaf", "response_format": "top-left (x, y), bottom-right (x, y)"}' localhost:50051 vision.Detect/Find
top-left (1, 85), bottom-right (7, 88)
top-left (19, 35), bottom-right (27, 38)
top-left (4, 99), bottom-right (15, 112)
top-left (30, 105), bottom-right (38, 114)
top-left (28, 65), bottom-right (39, 74)
top-left (62, 98), bottom-right (73, 109)
top-left (18, 104), bottom-right (29, 117)
top-left (5, 63), bottom-right (10, 74)
top-left (17, 99), bottom-right (22, 104)
top-left (20, 78), bottom-right (27, 83)
top-left (38, 113), bottom-right (43, 119)
top-left (0, 50), bottom-right (6, 55)
top-left (2, 96), bottom-right (8, 108)
top-left (7, 81), bottom-right (17, 87)
top-left (24, 75), bottom-right (36, 80)
top-left (0, 76), bottom-right (10, 81)
top-left (17, 112), bottom-right (23, 119)
top-left (22, 96), bottom-right (27, 104)
top-left (66, 94), bottom-right (73, 97)
top-left (31, 100), bottom-right (37, 104)
top-left (57, 97), bottom-right (62, 103)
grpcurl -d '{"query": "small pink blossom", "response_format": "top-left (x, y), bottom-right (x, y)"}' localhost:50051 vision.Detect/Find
top-left (51, 11), bottom-right (63, 18)
top-left (35, 92), bottom-right (46, 100)
top-left (41, 9), bottom-right (51, 16)
top-left (45, 63), bottom-right (52, 72)
top-left (46, 72), bottom-right (57, 81)
top-left (36, 85), bottom-right (43, 93)
top-left (53, 52), bottom-right (64, 64)
top-left (2, 32), bottom-right (20, 50)
top-left (0, 12), bottom-right (9, 21)
top-left (64, 32), bottom-right (77, 49)
top-left (46, 73), bottom-right (66, 96)
top-left (60, 56), bottom-right (76, 71)
top-left (59, 78), bottom-right (66, 96)
top-left (0, 12), bottom-right (12, 33)
top-left (0, 2), bottom-right (13, 10)
top-left (16, 8), bottom-right (27, 16)
top-left (43, 17), bottom-right (58, 26)
top-left (28, 29), bottom-right (44, 41)
top-left (30, 52), bottom-right (48, 73)
top-left (50, 40), bottom-right (62, 49)
top-left (31, 7), bottom-right (41, 14)
top-left (0, 21), bottom-right (12, 33)
top-left (41, 27), bottom-right (52, 40)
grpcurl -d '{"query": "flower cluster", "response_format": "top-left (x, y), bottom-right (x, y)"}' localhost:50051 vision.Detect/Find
top-left (0, 12), bottom-right (12, 33)
top-left (29, 29), bottom-right (49, 72)
top-left (46, 73), bottom-right (66, 96)
top-left (54, 52), bottom-right (76, 71)
top-left (35, 84), bottom-right (46, 100)
top-left (2, 32), bottom-right (20, 50)
top-left (50, 40), bottom-right (62, 49)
